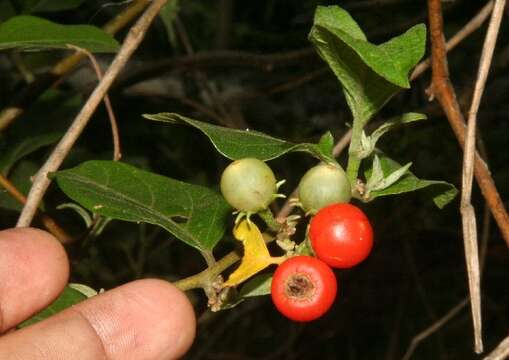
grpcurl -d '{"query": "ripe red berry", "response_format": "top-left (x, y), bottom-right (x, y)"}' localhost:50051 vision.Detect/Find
top-left (309, 203), bottom-right (373, 269)
top-left (271, 256), bottom-right (337, 322)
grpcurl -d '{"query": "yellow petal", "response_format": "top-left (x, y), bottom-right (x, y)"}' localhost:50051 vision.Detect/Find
top-left (223, 220), bottom-right (283, 287)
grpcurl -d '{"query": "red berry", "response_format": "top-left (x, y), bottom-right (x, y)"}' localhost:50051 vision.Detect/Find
top-left (271, 256), bottom-right (337, 322)
top-left (309, 203), bottom-right (373, 269)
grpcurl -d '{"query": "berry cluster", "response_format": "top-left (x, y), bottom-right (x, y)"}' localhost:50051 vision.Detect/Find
top-left (220, 158), bottom-right (373, 322)
top-left (273, 202), bottom-right (373, 322)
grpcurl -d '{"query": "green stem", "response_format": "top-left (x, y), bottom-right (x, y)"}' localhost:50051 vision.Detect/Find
top-left (173, 251), bottom-right (241, 291)
top-left (346, 117), bottom-right (366, 185)
top-left (200, 250), bottom-right (216, 267)
top-left (258, 208), bottom-right (281, 232)
top-left (173, 227), bottom-right (280, 291)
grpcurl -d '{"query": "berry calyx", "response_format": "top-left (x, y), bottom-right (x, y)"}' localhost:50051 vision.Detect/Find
top-left (298, 163), bottom-right (351, 214)
top-left (309, 203), bottom-right (373, 269)
top-left (271, 256), bottom-right (337, 322)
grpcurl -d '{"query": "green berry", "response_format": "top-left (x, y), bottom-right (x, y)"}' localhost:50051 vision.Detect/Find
top-left (298, 163), bottom-right (351, 213)
top-left (220, 158), bottom-right (277, 212)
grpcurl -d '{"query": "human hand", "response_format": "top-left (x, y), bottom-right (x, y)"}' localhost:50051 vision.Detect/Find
top-left (0, 228), bottom-right (196, 359)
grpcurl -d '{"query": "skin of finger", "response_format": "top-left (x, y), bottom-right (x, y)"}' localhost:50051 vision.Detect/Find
top-left (0, 228), bottom-right (69, 332)
top-left (0, 279), bottom-right (196, 360)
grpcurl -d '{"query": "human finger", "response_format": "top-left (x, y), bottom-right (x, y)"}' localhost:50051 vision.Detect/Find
top-left (0, 227), bottom-right (69, 332)
top-left (0, 279), bottom-right (196, 360)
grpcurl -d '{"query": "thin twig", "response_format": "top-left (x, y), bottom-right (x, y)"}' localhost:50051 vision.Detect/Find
top-left (67, 45), bottom-right (122, 161)
top-left (124, 86), bottom-right (225, 123)
top-left (411, 1), bottom-right (494, 81)
top-left (174, 251), bottom-right (240, 291)
top-left (401, 201), bottom-right (492, 359)
top-left (227, 68), bottom-right (329, 105)
top-left (479, 204), bottom-right (491, 272)
top-left (401, 298), bottom-right (469, 360)
top-left (403, 1), bottom-right (505, 346)
top-left (0, 0), bottom-right (150, 132)
top-left (484, 334), bottom-right (509, 360)
top-left (170, 95), bottom-right (224, 124)
top-left (0, 174), bottom-right (72, 243)
top-left (459, 0), bottom-right (505, 353)
top-left (16, 0), bottom-right (170, 228)
top-left (116, 48), bottom-right (317, 89)
top-left (427, 0), bottom-right (509, 249)
top-left (10, 52), bottom-right (35, 84)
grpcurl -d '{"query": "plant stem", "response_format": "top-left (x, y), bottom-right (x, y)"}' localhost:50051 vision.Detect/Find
top-left (66, 44), bottom-right (121, 161)
top-left (258, 208), bottom-right (281, 232)
top-left (427, 0), bottom-right (509, 249)
top-left (16, 0), bottom-right (170, 227)
top-left (200, 250), bottom-right (216, 267)
top-left (0, 0), bottom-right (150, 132)
top-left (173, 1), bottom-right (502, 297)
top-left (345, 116), bottom-right (366, 186)
top-left (174, 250), bottom-right (241, 291)
top-left (0, 173), bottom-right (72, 243)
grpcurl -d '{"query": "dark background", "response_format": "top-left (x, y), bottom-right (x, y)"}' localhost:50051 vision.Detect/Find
top-left (0, 0), bottom-right (508, 359)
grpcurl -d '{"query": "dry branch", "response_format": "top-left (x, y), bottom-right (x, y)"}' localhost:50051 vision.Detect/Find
top-left (0, 0), bottom-right (150, 132)
top-left (484, 335), bottom-right (509, 360)
top-left (460, 0), bottom-right (506, 353)
top-left (0, 174), bottom-right (71, 243)
top-left (427, 1), bottom-right (509, 248)
top-left (402, 298), bottom-right (469, 360)
top-left (428, 0), bottom-right (508, 353)
top-left (67, 45), bottom-right (122, 161)
top-left (411, 1), bottom-right (494, 80)
top-left (16, 0), bottom-right (170, 227)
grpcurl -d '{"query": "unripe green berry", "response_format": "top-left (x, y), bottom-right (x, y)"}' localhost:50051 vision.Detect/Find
top-left (220, 158), bottom-right (277, 212)
top-left (298, 163), bottom-right (351, 213)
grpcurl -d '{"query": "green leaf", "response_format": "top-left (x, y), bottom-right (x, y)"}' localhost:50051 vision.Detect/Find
top-left (0, 15), bottom-right (119, 52)
top-left (213, 274), bottom-right (273, 311)
top-left (370, 113), bottom-right (427, 145)
top-left (370, 161), bottom-right (412, 192)
top-left (143, 113), bottom-right (336, 163)
top-left (364, 154), bottom-right (458, 208)
top-left (68, 283), bottom-right (99, 298)
top-left (313, 5), bottom-right (366, 41)
top-left (366, 154), bottom-right (384, 190)
top-left (17, 286), bottom-right (88, 328)
top-left (0, 132), bottom-right (61, 175)
top-left (359, 113), bottom-right (427, 159)
top-left (239, 273), bottom-right (272, 297)
top-left (309, 6), bottom-right (426, 123)
top-left (317, 131), bottom-right (335, 159)
top-left (53, 161), bottom-right (231, 251)
top-left (56, 203), bottom-right (93, 227)
top-left (159, 0), bottom-right (180, 47)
